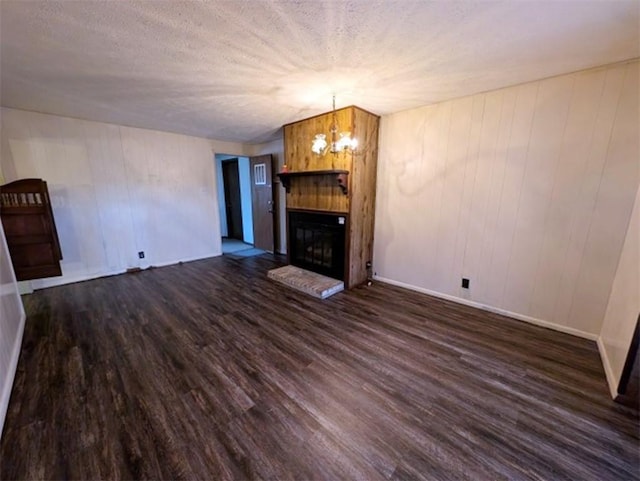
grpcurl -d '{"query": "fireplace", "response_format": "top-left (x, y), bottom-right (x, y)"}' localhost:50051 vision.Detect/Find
top-left (288, 211), bottom-right (346, 280)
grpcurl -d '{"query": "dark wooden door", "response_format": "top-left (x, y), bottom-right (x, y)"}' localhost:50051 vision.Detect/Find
top-left (250, 155), bottom-right (275, 252)
top-left (222, 160), bottom-right (243, 240)
top-left (0, 178), bottom-right (63, 281)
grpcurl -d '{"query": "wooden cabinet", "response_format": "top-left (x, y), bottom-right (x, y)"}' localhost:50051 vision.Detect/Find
top-left (281, 106), bottom-right (379, 288)
top-left (0, 178), bottom-right (63, 281)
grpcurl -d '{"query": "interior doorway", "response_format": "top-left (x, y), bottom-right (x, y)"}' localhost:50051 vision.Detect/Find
top-left (216, 154), bottom-right (253, 253)
top-left (215, 153), bottom-right (276, 256)
top-left (222, 159), bottom-right (243, 240)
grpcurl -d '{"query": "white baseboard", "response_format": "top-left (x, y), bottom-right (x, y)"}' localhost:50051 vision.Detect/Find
top-left (31, 251), bottom-right (223, 290)
top-left (597, 337), bottom-right (619, 399)
top-left (0, 310), bottom-right (26, 439)
top-left (33, 268), bottom-right (126, 289)
top-left (151, 251), bottom-right (221, 268)
top-left (17, 281), bottom-right (33, 295)
top-left (373, 275), bottom-right (599, 341)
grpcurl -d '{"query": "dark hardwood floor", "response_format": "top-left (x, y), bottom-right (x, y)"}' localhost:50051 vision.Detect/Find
top-left (1, 254), bottom-right (638, 480)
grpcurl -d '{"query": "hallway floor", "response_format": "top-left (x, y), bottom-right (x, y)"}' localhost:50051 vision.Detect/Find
top-left (221, 237), bottom-right (252, 254)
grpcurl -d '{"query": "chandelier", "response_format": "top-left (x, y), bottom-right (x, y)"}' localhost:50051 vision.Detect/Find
top-left (311, 95), bottom-right (358, 155)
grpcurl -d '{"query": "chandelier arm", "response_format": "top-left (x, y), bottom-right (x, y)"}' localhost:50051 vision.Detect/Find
top-left (311, 94), bottom-right (359, 156)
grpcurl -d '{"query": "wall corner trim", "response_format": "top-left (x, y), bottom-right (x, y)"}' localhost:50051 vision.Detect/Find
top-left (596, 336), bottom-right (620, 399)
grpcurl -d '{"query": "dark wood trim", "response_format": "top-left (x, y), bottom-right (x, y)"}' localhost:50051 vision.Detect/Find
top-left (278, 170), bottom-right (349, 194)
top-left (286, 207), bottom-right (350, 216)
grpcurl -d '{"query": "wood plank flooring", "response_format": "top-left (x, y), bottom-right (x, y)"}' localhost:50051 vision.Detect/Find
top-left (1, 255), bottom-right (638, 480)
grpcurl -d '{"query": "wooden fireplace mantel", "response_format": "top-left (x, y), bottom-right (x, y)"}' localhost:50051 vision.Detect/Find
top-left (282, 105), bottom-right (379, 288)
top-left (277, 170), bottom-right (349, 195)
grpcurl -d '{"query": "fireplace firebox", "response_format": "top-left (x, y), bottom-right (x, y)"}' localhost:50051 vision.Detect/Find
top-left (288, 211), bottom-right (346, 280)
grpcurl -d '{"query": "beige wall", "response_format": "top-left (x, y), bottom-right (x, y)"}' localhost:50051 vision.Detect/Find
top-left (599, 185), bottom-right (640, 397)
top-left (0, 108), bottom-right (249, 289)
top-left (374, 60), bottom-right (639, 338)
top-left (0, 221), bottom-right (25, 437)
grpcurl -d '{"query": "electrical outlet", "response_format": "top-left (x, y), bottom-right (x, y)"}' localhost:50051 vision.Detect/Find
top-left (462, 278), bottom-right (470, 289)
top-left (138, 251), bottom-right (145, 259)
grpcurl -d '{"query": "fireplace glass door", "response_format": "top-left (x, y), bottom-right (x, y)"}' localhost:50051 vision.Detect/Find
top-left (288, 211), bottom-right (346, 280)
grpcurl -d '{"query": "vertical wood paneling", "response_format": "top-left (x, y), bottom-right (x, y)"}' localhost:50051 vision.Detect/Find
top-left (528, 68), bottom-right (607, 322)
top-left (283, 106), bottom-right (379, 287)
top-left (567, 61), bottom-right (640, 332)
top-left (462, 91), bottom-right (503, 293)
top-left (502, 75), bottom-right (574, 313)
top-left (285, 176), bottom-right (349, 213)
top-left (485, 82), bottom-right (538, 307)
top-left (383, 104), bottom-right (439, 286)
top-left (475, 87), bottom-right (516, 303)
top-left (119, 125), bottom-right (152, 267)
top-left (452, 95), bottom-right (485, 299)
top-left (61, 115), bottom-right (108, 276)
top-left (374, 60), bottom-right (640, 336)
top-left (424, 102), bottom-right (452, 283)
top-left (83, 122), bottom-right (137, 272)
top-left (552, 64), bottom-right (627, 328)
top-left (347, 107), bottom-right (379, 286)
top-left (284, 109), bottom-right (352, 172)
top-left (434, 96), bottom-right (473, 293)
top-left (0, 108), bottom-right (225, 289)
top-left (283, 108), bottom-right (353, 213)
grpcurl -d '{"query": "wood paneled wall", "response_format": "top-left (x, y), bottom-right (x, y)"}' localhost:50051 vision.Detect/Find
top-left (284, 109), bottom-right (352, 172)
top-left (283, 106), bottom-right (379, 287)
top-left (283, 108), bottom-right (353, 213)
top-left (285, 176), bottom-right (350, 213)
top-left (0, 108), bottom-right (246, 289)
top-left (375, 60), bottom-right (639, 337)
top-left (347, 108), bottom-right (380, 286)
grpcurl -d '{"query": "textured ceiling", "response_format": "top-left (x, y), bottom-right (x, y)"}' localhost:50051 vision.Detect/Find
top-left (1, 1), bottom-right (638, 143)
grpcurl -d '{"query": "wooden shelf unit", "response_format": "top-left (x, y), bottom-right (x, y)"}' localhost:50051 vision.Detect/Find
top-left (282, 105), bottom-right (379, 288)
top-left (277, 170), bottom-right (349, 194)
